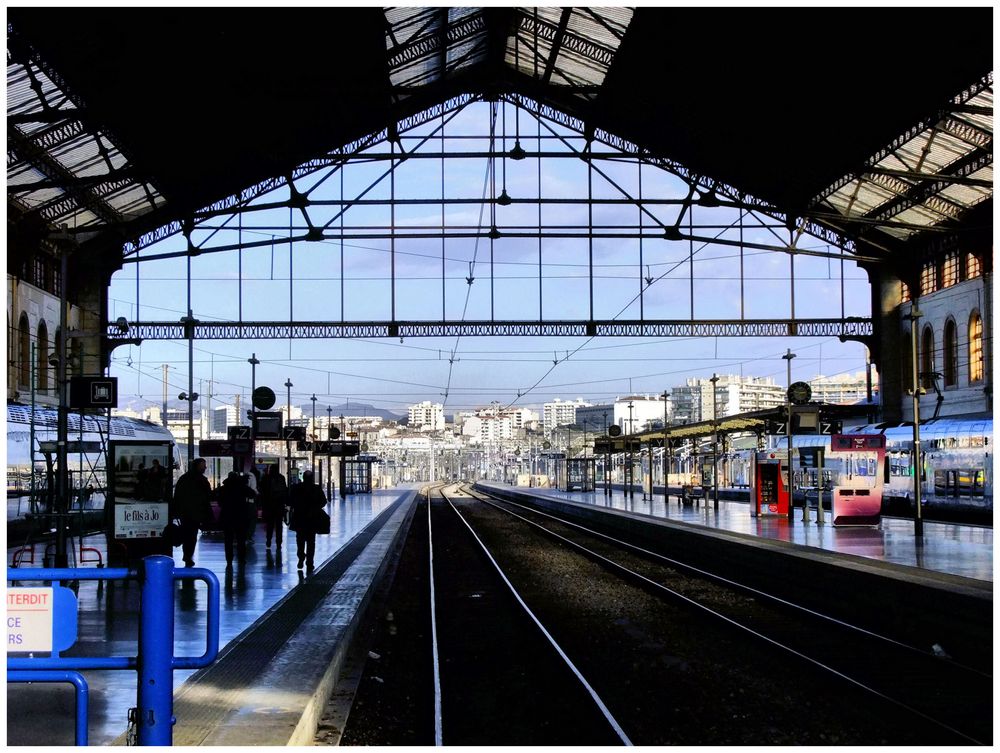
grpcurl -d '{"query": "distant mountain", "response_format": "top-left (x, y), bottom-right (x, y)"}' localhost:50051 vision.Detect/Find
top-left (297, 402), bottom-right (404, 422)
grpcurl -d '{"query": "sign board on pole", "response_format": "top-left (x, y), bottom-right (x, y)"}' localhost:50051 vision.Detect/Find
top-left (69, 376), bottom-right (118, 409)
top-left (199, 439), bottom-right (252, 457)
top-left (7, 586), bottom-right (78, 653)
top-left (251, 412), bottom-right (283, 438)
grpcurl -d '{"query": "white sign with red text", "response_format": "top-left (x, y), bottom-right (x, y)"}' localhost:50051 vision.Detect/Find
top-left (7, 588), bottom-right (54, 652)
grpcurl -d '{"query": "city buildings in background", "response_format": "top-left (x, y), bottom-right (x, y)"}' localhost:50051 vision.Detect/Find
top-left (408, 401), bottom-right (445, 432)
top-left (543, 398), bottom-right (591, 432)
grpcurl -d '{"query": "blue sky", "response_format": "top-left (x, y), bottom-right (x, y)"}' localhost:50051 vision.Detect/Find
top-left (108, 100), bottom-right (872, 415)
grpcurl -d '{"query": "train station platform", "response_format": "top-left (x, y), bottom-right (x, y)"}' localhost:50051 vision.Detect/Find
top-left (6, 487), bottom-right (418, 747)
top-left (475, 483), bottom-right (993, 583)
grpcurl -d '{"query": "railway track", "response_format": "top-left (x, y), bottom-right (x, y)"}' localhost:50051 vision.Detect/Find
top-left (337, 483), bottom-right (991, 745)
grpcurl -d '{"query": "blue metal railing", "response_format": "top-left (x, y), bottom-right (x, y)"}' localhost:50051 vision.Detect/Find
top-left (7, 555), bottom-right (220, 745)
top-left (7, 670), bottom-right (90, 745)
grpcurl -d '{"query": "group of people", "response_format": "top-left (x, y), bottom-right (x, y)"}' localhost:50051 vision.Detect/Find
top-left (171, 458), bottom-right (329, 572)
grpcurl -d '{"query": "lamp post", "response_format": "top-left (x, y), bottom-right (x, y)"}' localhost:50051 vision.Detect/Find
top-left (602, 410), bottom-right (610, 496)
top-left (908, 306), bottom-right (925, 537)
top-left (284, 378), bottom-right (293, 480)
top-left (179, 314), bottom-right (199, 468)
top-left (710, 374), bottom-right (720, 509)
top-left (178, 389), bottom-right (199, 455)
top-left (627, 400), bottom-right (634, 499)
top-left (248, 353), bottom-right (259, 471)
top-left (326, 405), bottom-right (333, 498)
top-left (310, 394), bottom-right (317, 477)
top-left (782, 350), bottom-right (796, 521)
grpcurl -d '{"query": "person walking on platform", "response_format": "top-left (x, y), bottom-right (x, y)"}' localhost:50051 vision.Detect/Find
top-left (218, 471), bottom-right (253, 568)
top-left (261, 463), bottom-right (288, 551)
top-left (288, 469), bottom-right (326, 571)
top-left (171, 457), bottom-right (213, 567)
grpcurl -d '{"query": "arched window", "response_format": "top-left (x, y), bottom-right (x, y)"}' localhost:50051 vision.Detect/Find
top-left (37, 320), bottom-right (49, 394)
top-left (18, 313), bottom-right (30, 389)
top-left (943, 318), bottom-right (957, 387)
top-left (969, 311), bottom-right (984, 383)
top-left (966, 253), bottom-right (982, 280)
top-left (921, 325), bottom-right (935, 389)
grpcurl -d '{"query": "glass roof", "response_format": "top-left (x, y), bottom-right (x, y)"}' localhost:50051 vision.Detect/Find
top-left (7, 27), bottom-right (166, 238)
top-left (812, 75), bottom-right (993, 242)
top-left (384, 7), bottom-right (490, 94)
top-left (383, 7), bottom-right (634, 100)
top-left (505, 7), bottom-right (633, 99)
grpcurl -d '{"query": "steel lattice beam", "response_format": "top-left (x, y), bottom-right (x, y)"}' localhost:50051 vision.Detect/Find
top-left (107, 318), bottom-right (873, 342)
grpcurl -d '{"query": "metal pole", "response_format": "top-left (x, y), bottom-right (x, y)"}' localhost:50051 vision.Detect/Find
top-left (782, 350), bottom-right (796, 522)
top-left (29, 342), bottom-right (37, 512)
top-left (710, 374), bottom-right (719, 509)
top-left (661, 390), bottom-right (670, 506)
top-left (137, 555), bottom-right (176, 745)
top-left (327, 405), bottom-right (333, 499)
top-left (339, 413), bottom-right (345, 497)
top-left (311, 394), bottom-right (317, 477)
top-left (627, 401), bottom-right (634, 499)
top-left (603, 411), bottom-right (610, 496)
top-left (815, 452), bottom-right (824, 526)
top-left (185, 316), bottom-right (195, 467)
top-left (161, 364), bottom-right (169, 427)
top-left (908, 307), bottom-right (924, 537)
top-left (248, 354), bottom-right (258, 474)
top-left (285, 379), bottom-right (293, 479)
top-left (55, 243), bottom-right (69, 567)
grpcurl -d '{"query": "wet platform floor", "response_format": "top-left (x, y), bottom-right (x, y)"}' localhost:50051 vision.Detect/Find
top-left (6, 488), bottom-right (411, 746)
top-left (477, 483), bottom-right (993, 583)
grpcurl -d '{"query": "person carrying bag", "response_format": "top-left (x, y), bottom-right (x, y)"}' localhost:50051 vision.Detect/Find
top-left (287, 469), bottom-right (327, 571)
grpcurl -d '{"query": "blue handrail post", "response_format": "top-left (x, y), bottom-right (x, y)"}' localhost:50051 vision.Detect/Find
top-left (137, 555), bottom-right (175, 746)
top-left (7, 670), bottom-right (89, 746)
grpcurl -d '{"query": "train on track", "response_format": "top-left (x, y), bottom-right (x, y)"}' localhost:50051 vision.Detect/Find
top-left (6, 402), bottom-right (177, 502)
top-left (7, 403), bottom-right (992, 525)
top-left (717, 417), bottom-right (992, 523)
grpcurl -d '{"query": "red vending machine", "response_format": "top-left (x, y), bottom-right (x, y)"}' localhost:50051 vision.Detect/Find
top-left (753, 450), bottom-right (790, 516)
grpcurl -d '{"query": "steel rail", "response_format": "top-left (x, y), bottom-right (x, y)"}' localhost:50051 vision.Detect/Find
top-left (438, 485), bottom-right (633, 745)
top-left (463, 485), bottom-right (986, 745)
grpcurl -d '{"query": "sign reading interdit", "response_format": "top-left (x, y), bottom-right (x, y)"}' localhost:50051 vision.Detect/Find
top-left (7, 587), bottom-right (78, 653)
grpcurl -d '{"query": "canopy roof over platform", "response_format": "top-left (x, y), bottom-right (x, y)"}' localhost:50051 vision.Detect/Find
top-left (7, 7), bottom-right (993, 265)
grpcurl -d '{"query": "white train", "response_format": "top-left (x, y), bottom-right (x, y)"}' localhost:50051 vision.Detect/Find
top-left (656, 416), bottom-right (991, 525)
top-left (745, 417), bottom-right (992, 523)
top-left (6, 402), bottom-right (177, 500)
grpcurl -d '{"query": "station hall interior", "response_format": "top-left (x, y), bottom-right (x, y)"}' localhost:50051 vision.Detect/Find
top-left (5, 5), bottom-right (995, 748)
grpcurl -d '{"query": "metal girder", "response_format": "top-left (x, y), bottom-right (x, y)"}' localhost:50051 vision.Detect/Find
top-left (387, 11), bottom-right (486, 69)
top-left (864, 147), bottom-right (992, 226)
top-left (810, 72), bottom-right (994, 206)
top-left (503, 93), bottom-right (856, 253)
top-left (123, 93), bottom-right (479, 257)
top-left (7, 125), bottom-right (125, 227)
top-left (519, 11), bottom-right (618, 67)
top-left (107, 318), bottom-right (873, 342)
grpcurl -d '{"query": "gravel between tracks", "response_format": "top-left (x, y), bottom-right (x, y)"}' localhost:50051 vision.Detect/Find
top-left (333, 495), bottom-right (951, 745)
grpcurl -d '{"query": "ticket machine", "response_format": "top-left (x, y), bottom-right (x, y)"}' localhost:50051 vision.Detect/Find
top-left (752, 450), bottom-right (790, 516)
